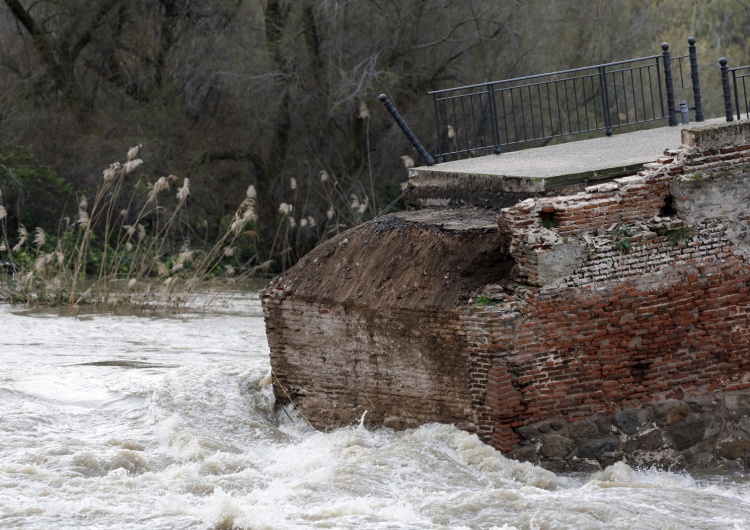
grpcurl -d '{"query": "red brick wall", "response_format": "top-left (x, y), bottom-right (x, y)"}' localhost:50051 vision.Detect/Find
top-left (263, 295), bottom-right (478, 432)
top-left (473, 139), bottom-right (750, 452)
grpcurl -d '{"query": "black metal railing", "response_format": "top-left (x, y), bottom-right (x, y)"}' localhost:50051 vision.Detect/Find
top-left (720, 57), bottom-right (750, 122)
top-left (428, 39), bottom-right (703, 161)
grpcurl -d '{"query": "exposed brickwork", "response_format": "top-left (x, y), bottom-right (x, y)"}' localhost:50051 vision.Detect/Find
top-left (263, 121), bottom-right (750, 465)
top-left (263, 295), bottom-right (476, 431)
top-left (471, 137), bottom-right (750, 452)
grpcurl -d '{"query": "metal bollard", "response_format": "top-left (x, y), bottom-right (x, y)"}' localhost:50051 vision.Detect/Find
top-left (679, 100), bottom-right (689, 124)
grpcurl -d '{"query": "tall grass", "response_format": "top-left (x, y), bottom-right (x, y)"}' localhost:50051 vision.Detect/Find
top-left (0, 146), bottom-right (268, 312)
top-left (0, 134), bottom-right (401, 312)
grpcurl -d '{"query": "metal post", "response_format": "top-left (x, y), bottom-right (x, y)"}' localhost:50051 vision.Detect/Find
top-left (379, 94), bottom-right (435, 166)
top-left (720, 58), bottom-right (734, 122)
top-left (661, 42), bottom-right (678, 126)
top-left (486, 83), bottom-right (502, 154)
top-left (598, 65), bottom-right (613, 136)
top-left (679, 100), bottom-right (689, 124)
top-left (687, 36), bottom-right (704, 122)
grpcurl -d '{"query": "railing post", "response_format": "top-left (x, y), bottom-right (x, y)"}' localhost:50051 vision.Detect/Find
top-left (598, 65), bottom-right (613, 136)
top-left (720, 58), bottom-right (734, 122)
top-left (687, 36), bottom-right (704, 122)
top-left (379, 94), bottom-right (435, 166)
top-left (486, 83), bottom-right (502, 154)
top-left (661, 42), bottom-right (678, 126)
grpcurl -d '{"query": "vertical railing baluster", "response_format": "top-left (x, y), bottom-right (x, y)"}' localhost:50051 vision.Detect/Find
top-left (527, 85), bottom-right (536, 140)
top-left (733, 71), bottom-right (741, 121)
top-left (654, 59), bottom-right (663, 122)
top-left (573, 78), bottom-right (586, 132)
top-left (564, 80), bottom-right (572, 135)
top-left (555, 81), bottom-right (563, 136)
top-left (519, 86), bottom-right (528, 141)
top-left (638, 67), bottom-right (646, 122)
top-left (599, 65), bottom-right (613, 135)
top-left (432, 94), bottom-right (443, 161)
top-left (486, 83), bottom-right (501, 154)
top-left (629, 69), bottom-right (636, 123)
top-left (688, 36), bottom-right (704, 122)
top-left (720, 58), bottom-right (735, 122)
top-left (510, 89), bottom-right (518, 144)
top-left (582, 75), bottom-right (590, 131)
top-left (460, 96), bottom-right (469, 154)
top-left (469, 94), bottom-right (480, 152)
top-left (546, 82), bottom-right (553, 135)
top-left (536, 84), bottom-right (545, 138)
top-left (450, 97), bottom-right (458, 156)
top-left (661, 42), bottom-right (678, 126)
top-left (500, 88), bottom-right (509, 146)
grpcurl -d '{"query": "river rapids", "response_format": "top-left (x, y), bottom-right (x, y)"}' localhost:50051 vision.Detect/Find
top-left (2, 288), bottom-right (750, 529)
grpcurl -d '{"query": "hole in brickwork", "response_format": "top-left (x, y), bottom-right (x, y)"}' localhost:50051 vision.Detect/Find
top-left (628, 361), bottom-right (652, 383)
top-left (540, 207), bottom-right (557, 229)
top-left (659, 195), bottom-right (677, 217)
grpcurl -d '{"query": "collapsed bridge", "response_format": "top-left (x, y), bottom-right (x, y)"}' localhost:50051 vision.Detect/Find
top-left (263, 118), bottom-right (750, 472)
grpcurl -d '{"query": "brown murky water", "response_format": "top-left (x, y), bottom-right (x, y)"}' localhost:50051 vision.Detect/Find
top-left (2, 287), bottom-right (750, 529)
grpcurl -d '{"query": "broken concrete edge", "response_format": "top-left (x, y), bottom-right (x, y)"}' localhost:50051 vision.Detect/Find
top-left (496, 136), bottom-right (750, 288)
top-left (407, 163), bottom-right (646, 193)
top-left (682, 118), bottom-right (750, 150)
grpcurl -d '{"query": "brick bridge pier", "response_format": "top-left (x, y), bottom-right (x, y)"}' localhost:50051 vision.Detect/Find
top-left (263, 119), bottom-right (750, 472)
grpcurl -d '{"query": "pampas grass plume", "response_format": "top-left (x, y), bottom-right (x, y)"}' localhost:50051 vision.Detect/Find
top-left (357, 100), bottom-right (370, 119)
top-left (77, 209), bottom-right (90, 228)
top-left (126, 144), bottom-right (141, 161)
top-left (176, 178), bottom-right (190, 201)
top-left (33, 227), bottom-right (46, 248)
top-left (123, 159), bottom-right (143, 174)
top-left (102, 163), bottom-right (119, 182)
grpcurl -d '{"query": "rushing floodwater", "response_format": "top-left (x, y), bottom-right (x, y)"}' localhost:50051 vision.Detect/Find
top-left (2, 288), bottom-right (750, 529)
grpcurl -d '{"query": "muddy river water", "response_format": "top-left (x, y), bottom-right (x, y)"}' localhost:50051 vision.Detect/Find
top-left (2, 287), bottom-right (750, 529)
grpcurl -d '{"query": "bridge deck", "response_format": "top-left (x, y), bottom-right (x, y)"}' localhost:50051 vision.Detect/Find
top-left (406, 118), bottom-right (725, 208)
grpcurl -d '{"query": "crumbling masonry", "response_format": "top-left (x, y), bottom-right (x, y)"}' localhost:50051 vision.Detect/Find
top-left (263, 121), bottom-right (750, 471)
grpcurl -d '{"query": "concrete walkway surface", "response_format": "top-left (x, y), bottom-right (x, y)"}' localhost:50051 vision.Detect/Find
top-left (412, 117), bottom-right (726, 182)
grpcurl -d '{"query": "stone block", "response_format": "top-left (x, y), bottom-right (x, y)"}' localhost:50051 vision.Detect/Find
top-left (539, 433), bottom-right (575, 458)
top-left (652, 400), bottom-right (689, 426)
top-left (668, 417), bottom-right (709, 451)
top-left (577, 436), bottom-right (621, 458)
top-left (612, 409), bottom-right (651, 435)
top-left (569, 420), bottom-right (600, 442)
